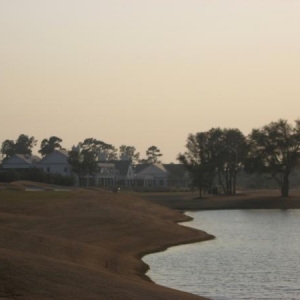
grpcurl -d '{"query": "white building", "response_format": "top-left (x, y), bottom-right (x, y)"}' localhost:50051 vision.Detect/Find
top-left (1, 154), bottom-right (41, 169)
top-left (38, 149), bottom-right (72, 176)
top-left (1, 151), bottom-right (190, 189)
top-left (134, 163), bottom-right (168, 187)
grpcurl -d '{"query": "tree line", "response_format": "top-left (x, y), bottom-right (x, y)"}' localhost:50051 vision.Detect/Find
top-left (0, 135), bottom-right (163, 166)
top-left (0, 136), bottom-right (164, 187)
top-left (1, 119), bottom-right (300, 196)
top-left (178, 119), bottom-right (300, 198)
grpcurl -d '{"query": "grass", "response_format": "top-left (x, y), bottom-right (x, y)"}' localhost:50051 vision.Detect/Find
top-left (0, 184), bottom-right (211, 300)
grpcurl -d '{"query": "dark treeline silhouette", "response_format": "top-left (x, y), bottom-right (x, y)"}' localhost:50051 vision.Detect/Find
top-left (178, 119), bottom-right (300, 198)
top-left (1, 119), bottom-right (300, 196)
top-left (0, 135), bottom-right (162, 164)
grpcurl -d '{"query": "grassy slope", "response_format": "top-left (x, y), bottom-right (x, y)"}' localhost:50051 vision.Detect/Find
top-left (0, 187), bottom-right (212, 300)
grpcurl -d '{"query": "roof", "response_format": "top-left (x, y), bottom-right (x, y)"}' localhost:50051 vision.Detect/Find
top-left (106, 160), bottom-right (132, 176)
top-left (39, 149), bottom-right (70, 163)
top-left (134, 163), bottom-right (167, 175)
top-left (134, 163), bottom-right (150, 173)
top-left (55, 149), bottom-right (69, 157)
top-left (14, 154), bottom-right (41, 164)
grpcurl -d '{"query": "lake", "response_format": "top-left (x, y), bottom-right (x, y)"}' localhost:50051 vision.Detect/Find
top-left (143, 210), bottom-right (300, 300)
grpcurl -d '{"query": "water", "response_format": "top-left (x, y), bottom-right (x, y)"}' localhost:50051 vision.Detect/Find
top-left (143, 210), bottom-right (300, 300)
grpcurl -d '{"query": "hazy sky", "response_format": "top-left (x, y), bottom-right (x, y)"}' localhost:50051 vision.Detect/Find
top-left (1, 1), bottom-right (300, 162)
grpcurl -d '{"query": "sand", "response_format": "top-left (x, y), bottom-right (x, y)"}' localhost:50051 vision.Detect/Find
top-left (1, 183), bottom-right (299, 300)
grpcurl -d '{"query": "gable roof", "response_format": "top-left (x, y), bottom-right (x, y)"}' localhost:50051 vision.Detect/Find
top-left (134, 163), bottom-right (149, 174)
top-left (17, 154), bottom-right (41, 164)
top-left (3, 154), bottom-right (41, 165)
top-left (104, 160), bottom-right (132, 176)
top-left (39, 149), bottom-right (70, 164)
top-left (55, 149), bottom-right (69, 157)
top-left (134, 163), bottom-right (168, 175)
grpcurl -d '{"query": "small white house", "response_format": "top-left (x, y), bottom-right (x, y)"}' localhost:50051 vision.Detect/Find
top-left (38, 149), bottom-right (72, 176)
top-left (2, 154), bottom-right (41, 169)
top-left (134, 163), bottom-right (168, 187)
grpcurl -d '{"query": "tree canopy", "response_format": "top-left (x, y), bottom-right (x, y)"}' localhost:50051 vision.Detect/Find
top-left (68, 138), bottom-right (119, 185)
top-left (82, 138), bottom-right (118, 160)
top-left (246, 119), bottom-right (300, 197)
top-left (1, 134), bottom-right (37, 160)
top-left (38, 136), bottom-right (63, 157)
top-left (143, 146), bottom-right (163, 164)
top-left (178, 128), bottom-right (247, 196)
top-left (119, 145), bottom-right (140, 164)
top-left (68, 141), bottom-right (98, 185)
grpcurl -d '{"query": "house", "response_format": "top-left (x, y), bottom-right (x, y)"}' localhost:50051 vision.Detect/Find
top-left (1, 150), bottom-right (190, 189)
top-left (84, 161), bottom-right (190, 189)
top-left (134, 163), bottom-right (169, 187)
top-left (2, 154), bottom-right (41, 169)
top-left (38, 149), bottom-right (72, 176)
top-left (84, 162), bottom-right (115, 187)
top-left (132, 163), bottom-right (190, 189)
top-left (113, 160), bottom-right (135, 187)
top-left (84, 160), bottom-right (135, 188)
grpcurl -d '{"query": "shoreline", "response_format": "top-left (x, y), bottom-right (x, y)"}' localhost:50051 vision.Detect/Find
top-left (138, 225), bottom-right (215, 283)
top-left (130, 207), bottom-right (215, 284)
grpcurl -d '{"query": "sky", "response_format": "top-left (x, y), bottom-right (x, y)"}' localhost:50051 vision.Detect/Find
top-left (1, 0), bottom-right (300, 163)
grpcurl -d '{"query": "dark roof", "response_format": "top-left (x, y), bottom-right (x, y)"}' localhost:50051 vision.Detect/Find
top-left (134, 163), bottom-right (150, 174)
top-left (107, 160), bottom-right (132, 176)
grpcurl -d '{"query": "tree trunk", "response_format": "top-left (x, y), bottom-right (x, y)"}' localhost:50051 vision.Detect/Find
top-left (232, 169), bottom-right (236, 195)
top-left (225, 166), bottom-right (232, 195)
top-left (217, 170), bottom-right (226, 194)
top-left (281, 172), bottom-right (290, 197)
top-left (199, 186), bottom-right (202, 198)
top-left (231, 167), bottom-right (237, 195)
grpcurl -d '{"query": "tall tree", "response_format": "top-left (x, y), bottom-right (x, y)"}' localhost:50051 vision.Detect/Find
top-left (119, 145), bottom-right (140, 164)
top-left (213, 128), bottom-right (247, 194)
top-left (144, 146), bottom-right (163, 163)
top-left (83, 138), bottom-right (118, 160)
top-left (178, 132), bottom-right (215, 198)
top-left (246, 119), bottom-right (300, 197)
top-left (68, 142), bottom-right (98, 186)
top-left (1, 140), bottom-right (15, 160)
top-left (1, 134), bottom-right (37, 160)
top-left (178, 128), bottom-right (247, 196)
top-left (38, 136), bottom-right (63, 156)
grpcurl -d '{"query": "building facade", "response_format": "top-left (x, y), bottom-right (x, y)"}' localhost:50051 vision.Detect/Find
top-left (2, 151), bottom-right (190, 189)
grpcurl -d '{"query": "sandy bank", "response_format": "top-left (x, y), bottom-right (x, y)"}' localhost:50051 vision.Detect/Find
top-left (0, 184), bottom-right (213, 300)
